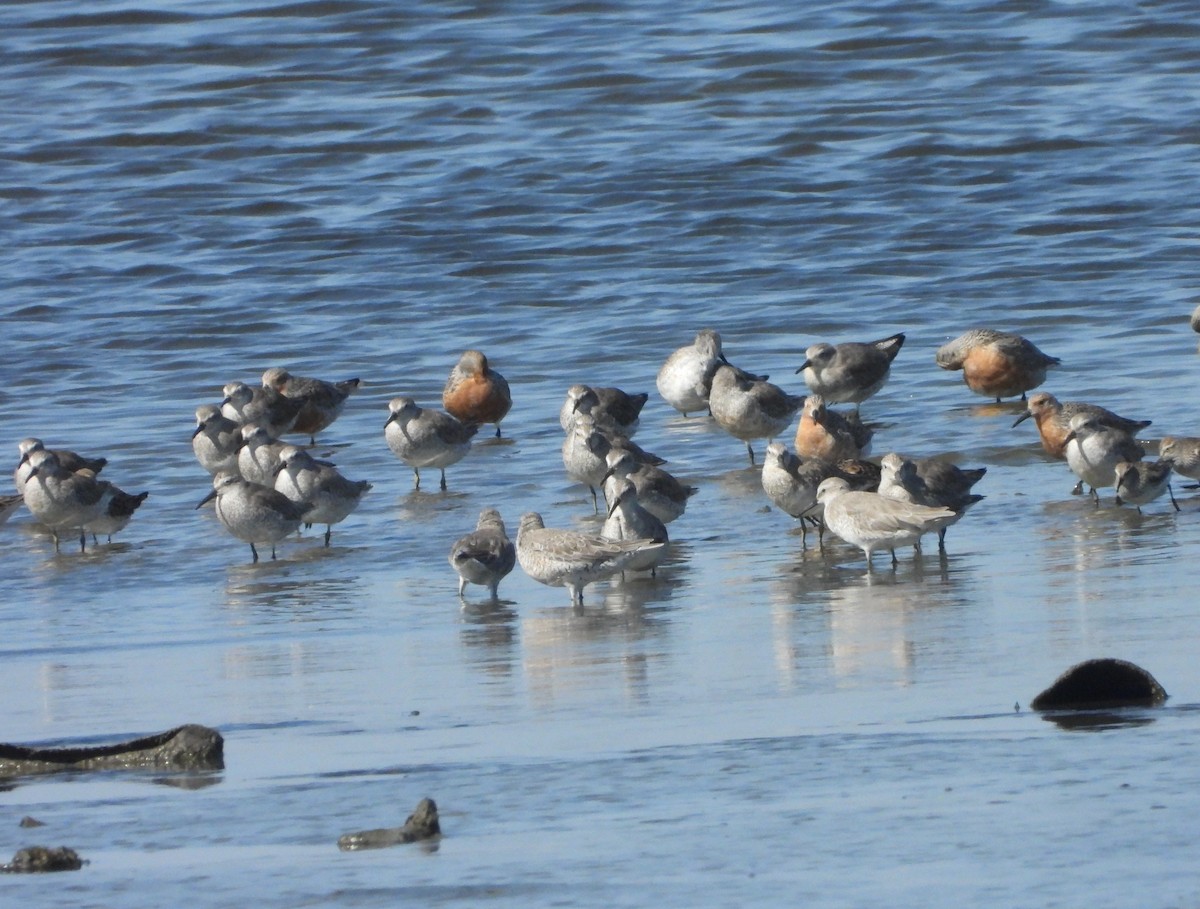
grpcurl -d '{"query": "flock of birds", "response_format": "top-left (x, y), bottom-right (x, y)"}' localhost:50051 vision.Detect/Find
top-left (8, 325), bottom-right (1200, 606)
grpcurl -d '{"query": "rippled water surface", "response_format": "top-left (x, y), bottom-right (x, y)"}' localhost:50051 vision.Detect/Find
top-left (3, 0), bottom-right (1200, 905)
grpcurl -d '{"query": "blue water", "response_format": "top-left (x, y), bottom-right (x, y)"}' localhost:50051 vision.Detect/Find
top-left (3, 0), bottom-right (1200, 904)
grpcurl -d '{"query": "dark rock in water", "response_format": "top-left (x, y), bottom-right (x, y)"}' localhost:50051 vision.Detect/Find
top-left (338, 797), bottom-right (441, 851)
top-left (19, 817), bottom-right (45, 828)
top-left (0, 846), bottom-right (84, 873)
top-left (0, 724), bottom-right (224, 778)
top-left (1031, 658), bottom-right (1167, 711)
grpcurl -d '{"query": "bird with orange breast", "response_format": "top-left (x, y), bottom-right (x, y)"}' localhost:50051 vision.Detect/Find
top-left (442, 350), bottom-right (512, 438)
top-left (1012, 392), bottom-right (1151, 460)
top-left (936, 328), bottom-right (1059, 402)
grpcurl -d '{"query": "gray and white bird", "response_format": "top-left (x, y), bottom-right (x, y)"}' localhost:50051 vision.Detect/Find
top-left (601, 477), bottom-right (669, 576)
top-left (15, 437), bottom-right (106, 493)
top-left (878, 453), bottom-right (984, 550)
top-left (797, 332), bottom-right (904, 410)
top-left (237, 424), bottom-right (288, 487)
top-left (601, 448), bottom-right (696, 525)
top-left (708, 364), bottom-right (803, 465)
top-left (21, 449), bottom-right (109, 552)
top-left (1063, 413), bottom-right (1145, 503)
top-left (81, 474), bottom-right (148, 544)
top-left (384, 396), bottom-right (478, 490)
top-left (516, 512), bottom-right (665, 605)
top-left (220, 380), bottom-right (305, 438)
top-left (192, 405), bottom-right (243, 477)
top-left (656, 328), bottom-right (726, 417)
top-left (816, 477), bottom-right (957, 569)
top-left (1114, 460), bottom-right (1178, 514)
top-left (273, 445), bottom-right (371, 546)
top-left (197, 473), bottom-right (312, 563)
top-left (760, 442), bottom-right (838, 543)
top-left (449, 508), bottom-right (516, 600)
top-left (559, 384), bottom-right (648, 437)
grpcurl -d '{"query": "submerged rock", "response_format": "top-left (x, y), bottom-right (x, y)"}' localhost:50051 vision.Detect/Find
top-left (0, 724), bottom-right (224, 778)
top-left (338, 797), bottom-right (441, 851)
top-left (1031, 658), bottom-right (1167, 711)
top-left (0, 846), bottom-right (84, 873)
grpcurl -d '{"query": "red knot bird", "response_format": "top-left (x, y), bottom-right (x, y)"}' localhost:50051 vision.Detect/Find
top-left (878, 453), bottom-right (984, 551)
top-left (237, 424), bottom-right (288, 487)
top-left (262, 367), bottom-right (360, 444)
top-left (273, 444), bottom-right (372, 546)
top-left (197, 473), bottom-right (313, 563)
top-left (442, 350), bottom-right (512, 438)
top-left (516, 512), bottom-right (665, 605)
top-left (601, 448), bottom-right (696, 524)
top-left (449, 508), bottom-right (516, 600)
top-left (708, 363), bottom-right (803, 465)
top-left (794, 394), bottom-right (873, 463)
top-left (15, 437), bottom-right (106, 493)
top-left (385, 396), bottom-right (478, 490)
top-left (220, 380), bottom-right (305, 438)
top-left (1012, 392), bottom-right (1150, 460)
top-left (1158, 436), bottom-right (1200, 482)
top-left (936, 328), bottom-right (1060, 402)
top-left (797, 332), bottom-right (904, 410)
top-left (192, 405), bottom-right (242, 477)
top-left (601, 477), bottom-right (669, 576)
top-left (1063, 413), bottom-right (1145, 503)
top-left (816, 476), bottom-right (957, 568)
top-left (559, 384), bottom-right (648, 437)
top-left (563, 414), bottom-right (664, 513)
top-left (1114, 460), bottom-right (1178, 513)
top-left (656, 329), bottom-right (726, 417)
top-left (21, 449), bottom-right (109, 552)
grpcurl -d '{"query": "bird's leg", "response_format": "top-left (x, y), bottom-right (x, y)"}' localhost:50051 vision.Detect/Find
top-left (413, 468), bottom-right (421, 489)
top-left (1169, 483), bottom-right (1180, 512)
top-left (250, 543), bottom-right (260, 563)
top-left (494, 425), bottom-right (502, 438)
top-left (271, 545), bottom-right (278, 560)
top-left (746, 442), bottom-right (756, 466)
top-left (1090, 487), bottom-right (1099, 506)
top-left (938, 527), bottom-right (947, 551)
top-left (1071, 480), bottom-right (1083, 495)
top-left (588, 485), bottom-right (598, 514)
top-left (440, 469), bottom-right (448, 491)
top-left (79, 529), bottom-right (86, 552)
top-left (324, 527), bottom-right (332, 547)
top-left (890, 549), bottom-right (899, 568)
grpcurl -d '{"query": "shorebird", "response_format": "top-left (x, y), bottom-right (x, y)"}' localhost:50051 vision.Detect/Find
top-left (760, 442), bottom-right (837, 543)
top-left (815, 477), bottom-right (957, 568)
top-left (516, 512), bottom-right (665, 605)
top-left (192, 405), bottom-right (243, 476)
top-left (796, 332), bottom-right (904, 410)
top-left (563, 414), bottom-right (664, 513)
top-left (21, 450), bottom-right (109, 552)
top-left (1012, 392), bottom-right (1151, 460)
top-left (262, 367), bottom-right (360, 444)
top-left (601, 477), bottom-right (669, 576)
top-left (442, 350), bottom-right (512, 438)
top-left (1114, 460), bottom-right (1178, 513)
top-left (877, 453), bottom-right (984, 550)
top-left (81, 476), bottom-right (148, 544)
top-left (1158, 436), bottom-right (1200, 482)
top-left (793, 394), bottom-right (873, 463)
top-left (936, 329), bottom-right (1060, 402)
top-left (559, 384), bottom-right (648, 437)
top-left (15, 438), bottom-right (106, 493)
top-left (220, 381), bottom-right (305, 438)
top-left (237, 424), bottom-right (289, 487)
top-left (197, 473), bottom-right (312, 563)
top-left (384, 397), bottom-right (478, 490)
top-left (708, 363), bottom-right (803, 465)
top-left (601, 448), bottom-right (696, 524)
top-left (273, 445), bottom-right (371, 545)
top-left (0, 493), bottom-right (22, 525)
top-left (449, 508), bottom-right (516, 600)
top-left (657, 328), bottom-right (726, 417)
top-left (1063, 413), bottom-right (1145, 503)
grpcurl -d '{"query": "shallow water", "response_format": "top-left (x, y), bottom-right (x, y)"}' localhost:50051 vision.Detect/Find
top-left (3, 0), bottom-right (1200, 904)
